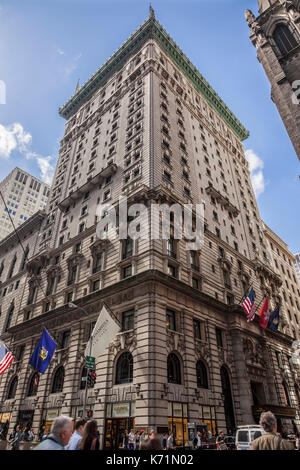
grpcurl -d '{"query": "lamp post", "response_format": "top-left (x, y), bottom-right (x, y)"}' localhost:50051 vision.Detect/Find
top-left (68, 302), bottom-right (92, 419)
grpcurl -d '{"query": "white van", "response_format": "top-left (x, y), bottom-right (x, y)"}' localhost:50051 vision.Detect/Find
top-left (235, 425), bottom-right (265, 450)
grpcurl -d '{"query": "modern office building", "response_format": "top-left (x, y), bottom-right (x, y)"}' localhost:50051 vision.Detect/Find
top-left (245, 0), bottom-right (300, 162)
top-left (0, 9), bottom-right (299, 448)
top-left (0, 167), bottom-right (50, 241)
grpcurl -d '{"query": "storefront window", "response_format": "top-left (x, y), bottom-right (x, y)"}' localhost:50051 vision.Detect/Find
top-left (105, 402), bottom-right (135, 450)
top-left (198, 405), bottom-right (217, 435)
top-left (168, 402), bottom-right (188, 447)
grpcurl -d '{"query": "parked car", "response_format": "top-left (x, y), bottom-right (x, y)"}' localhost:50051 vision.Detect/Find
top-left (235, 425), bottom-right (264, 450)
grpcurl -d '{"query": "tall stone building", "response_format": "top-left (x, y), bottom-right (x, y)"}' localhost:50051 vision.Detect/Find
top-left (245, 0), bottom-right (300, 162)
top-left (0, 167), bottom-right (50, 241)
top-left (0, 9), bottom-right (299, 448)
top-left (295, 253), bottom-right (300, 283)
top-left (263, 222), bottom-right (300, 338)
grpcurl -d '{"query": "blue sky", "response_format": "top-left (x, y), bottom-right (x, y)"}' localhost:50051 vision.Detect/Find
top-left (0, 0), bottom-right (299, 252)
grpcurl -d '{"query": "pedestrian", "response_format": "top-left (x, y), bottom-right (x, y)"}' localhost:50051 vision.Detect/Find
top-left (161, 433), bottom-right (168, 450)
top-left (167, 432), bottom-right (176, 450)
top-left (135, 431), bottom-right (140, 450)
top-left (8, 425), bottom-right (24, 450)
top-left (216, 430), bottom-right (228, 450)
top-left (28, 427), bottom-right (35, 441)
top-left (123, 430), bottom-right (129, 449)
top-left (65, 418), bottom-right (86, 450)
top-left (128, 429), bottom-right (135, 450)
top-left (251, 411), bottom-right (294, 450)
top-left (78, 419), bottom-right (100, 450)
top-left (140, 430), bottom-right (146, 446)
top-left (149, 429), bottom-right (155, 439)
top-left (193, 431), bottom-right (202, 449)
top-left (35, 416), bottom-right (73, 450)
top-left (140, 437), bottom-right (162, 450)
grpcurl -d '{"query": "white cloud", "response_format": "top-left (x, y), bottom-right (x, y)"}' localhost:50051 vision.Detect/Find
top-left (64, 53), bottom-right (82, 76)
top-left (57, 49), bottom-right (65, 55)
top-left (245, 149), bottom-right (266, 197)
top-left (0, 122), bottom-right (55, 185)
top-left (0, 123), bottom-right (31, 158)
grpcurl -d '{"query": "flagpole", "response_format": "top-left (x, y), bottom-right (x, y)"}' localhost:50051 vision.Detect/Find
top-left (83, 334), bottom-right (92, 420)
top-left (237, 284), bottom-right (254, 305)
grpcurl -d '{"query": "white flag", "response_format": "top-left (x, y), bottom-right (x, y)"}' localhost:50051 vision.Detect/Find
top-left (85, 304), bottom-right (120, 358)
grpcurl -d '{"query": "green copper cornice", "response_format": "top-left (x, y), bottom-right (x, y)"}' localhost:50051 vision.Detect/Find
top-left (59, 15), bottom-right (249, 141)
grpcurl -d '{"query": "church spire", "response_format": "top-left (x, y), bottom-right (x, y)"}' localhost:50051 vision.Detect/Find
top-left (75, 79), bottom-right (80, 94)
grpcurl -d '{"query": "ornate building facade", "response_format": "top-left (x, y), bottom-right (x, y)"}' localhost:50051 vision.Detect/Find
top-left (245, 0), bottom-right (300, 162)
top-left (0, 9), bottom-right (299, 448)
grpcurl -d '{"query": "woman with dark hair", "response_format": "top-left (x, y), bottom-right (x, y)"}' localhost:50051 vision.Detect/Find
top-left (78, 420), bottom-right (100, 451)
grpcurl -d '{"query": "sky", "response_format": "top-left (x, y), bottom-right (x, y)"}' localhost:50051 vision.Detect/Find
top-left (0, 0), bottom-right (299, 252)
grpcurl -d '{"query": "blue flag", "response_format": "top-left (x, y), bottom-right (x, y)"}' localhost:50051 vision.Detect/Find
top-left (267, 305), bottom-right (280, 331)
top-left (29, 328), bottom-right (57, 374)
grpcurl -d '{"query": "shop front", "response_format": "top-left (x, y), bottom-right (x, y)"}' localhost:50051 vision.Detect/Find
top-left (104, 402), bottom-right (135, 450)
top-left (18, 410), bottom-right (35, 430)
top-left (198, 405), bottom-right (217, 436)
top-left (0, 413), bottom-right (12, 441)
top-left (168, 402), bottom-right (188, 447)
top-left (42, 408), bottom-right (61, 434)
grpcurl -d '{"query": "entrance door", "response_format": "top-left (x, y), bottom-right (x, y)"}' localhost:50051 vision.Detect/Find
top-left (105, 418), bottom-right (135, 449)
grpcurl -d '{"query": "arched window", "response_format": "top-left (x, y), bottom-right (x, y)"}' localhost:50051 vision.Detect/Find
top-left (196, 360), bottom-right (208, 389)
top-left (115, 352), bottom-right (133, 385)
top-left (7, 376), bottom-right (18, 399)
top-left (27, 373), bottom-right (39, 397)
top-left (51, 367), bottom-right (64, 393)
top-left (167, 353), bottom-right (181, 384)
top-left (273, 24), bottom-right (298, 56)
top-left (282, 381), bottom-right (291, 407)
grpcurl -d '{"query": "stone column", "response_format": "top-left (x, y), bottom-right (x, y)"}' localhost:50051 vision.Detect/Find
top-left (230, 327), bottom-right (254, 425)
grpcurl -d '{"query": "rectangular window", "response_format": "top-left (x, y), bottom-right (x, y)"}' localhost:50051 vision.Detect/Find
top-left (61, 330), bottom-right (71, 349)
top-left (123, 265), bottom-right (132, 278)
top-left (122, 309), bottom-right (134, 331)
top-left (216, 328), bottom-right (223, 348)
top-left (193, 319), bottom-right (202, 340)
top-left (92, 279), bottom-right (100, 292)
top-left (166, 309), bottom-right (176, 331)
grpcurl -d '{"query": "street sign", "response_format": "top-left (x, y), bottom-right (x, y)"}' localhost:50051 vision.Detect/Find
top-left (85, 356), bottom-right (95, 369)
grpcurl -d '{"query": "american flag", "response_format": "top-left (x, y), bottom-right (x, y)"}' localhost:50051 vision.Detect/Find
top-left (242, 287), bottom-right (256, 323)
top-left (0, 341), bottom-right (14, 376)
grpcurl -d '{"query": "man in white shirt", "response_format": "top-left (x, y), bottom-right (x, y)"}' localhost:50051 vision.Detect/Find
top-left (128, 429), bottom-right (136, 450)
top-left (65, 418), bottom-right (86, 450)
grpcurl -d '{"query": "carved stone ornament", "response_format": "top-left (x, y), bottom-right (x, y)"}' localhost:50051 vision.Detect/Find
top-left (195, 340), bottom-right (211, 364)
top-left (166, 330), bottom-right (185, 354)
top-left (109, 330), bottom-right (137, 354)
top-left (245, 9), bottom-right (256, 27)
top-left (218, 347), bottom-right (234, 367)
top-left (46, 264), bottom-right (62, 279)
top-left (67, 252), bottom-right (84, 268)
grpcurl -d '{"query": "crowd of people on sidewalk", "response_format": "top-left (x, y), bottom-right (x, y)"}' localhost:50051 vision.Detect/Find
top-left (0, 410), bottom-right (299, 451)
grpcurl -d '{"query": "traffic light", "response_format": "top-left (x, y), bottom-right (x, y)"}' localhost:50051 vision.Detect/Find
top-left (87, 368), bottom-right (97, 388)
top-left (91, 370), bottom-right (97, 387)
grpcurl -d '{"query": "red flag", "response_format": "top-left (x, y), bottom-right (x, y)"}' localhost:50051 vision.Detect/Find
top-left (258, 297), bottom-right (269, 329)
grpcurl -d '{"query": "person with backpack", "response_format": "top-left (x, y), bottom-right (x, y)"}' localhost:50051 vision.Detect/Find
top-left (251, 411), bottom-right (294, 450)
top-left (8, 425), bottom-right (24, 450)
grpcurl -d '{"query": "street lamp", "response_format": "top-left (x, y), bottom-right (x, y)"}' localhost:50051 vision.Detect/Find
top-left (68, 302), bottom-right (93, 419)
